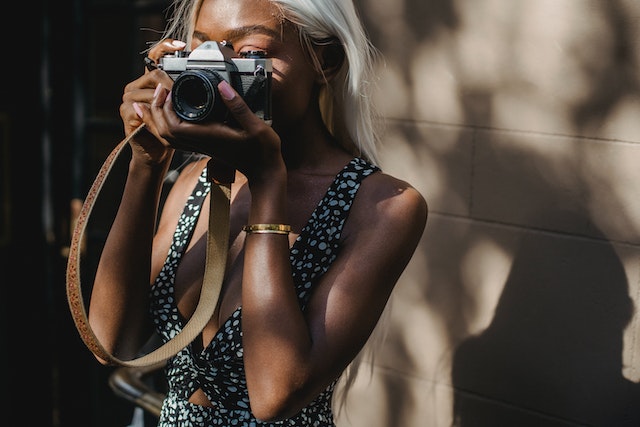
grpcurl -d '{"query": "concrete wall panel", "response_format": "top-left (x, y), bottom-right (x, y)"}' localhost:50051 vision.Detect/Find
top-left (338, 0), bottom-right (640, 425)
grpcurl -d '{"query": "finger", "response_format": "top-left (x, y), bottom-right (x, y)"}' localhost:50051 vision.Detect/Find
top-left (133, 102), bottom-right (145, 119)
top-left (148, 39), bottom-right (187, 63)
top-left (148, 83), bottom-right (173, 133)
top-left (151, 82), bottom-right (168, 108)
top-left (124, 71), bottom-right (174, 104)
top-left (217, 80), bottom-right (264, 132)
top-left (128, 84), bottom-right (164, 131)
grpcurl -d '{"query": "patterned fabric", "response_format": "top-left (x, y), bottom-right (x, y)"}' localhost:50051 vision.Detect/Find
top-left (150, 158), bottom-right (380, 426)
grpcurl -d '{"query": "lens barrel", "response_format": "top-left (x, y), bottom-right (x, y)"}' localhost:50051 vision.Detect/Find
top-left (171, 69), bottom-right (226, 122)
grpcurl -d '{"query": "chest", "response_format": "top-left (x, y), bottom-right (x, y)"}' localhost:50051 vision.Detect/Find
top-left (169, 178), bottom-right (334, 333)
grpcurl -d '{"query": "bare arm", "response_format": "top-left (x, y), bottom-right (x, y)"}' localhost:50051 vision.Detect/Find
top-left (88, 48), bottom-right (181, 362)
top-left (242, 171), bottom-right (427, 420)
top-left (88, 153), bottom-right (172, 362)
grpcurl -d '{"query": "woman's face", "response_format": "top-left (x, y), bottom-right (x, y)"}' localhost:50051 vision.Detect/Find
top-left (193, 0), bottom-right (320, 131)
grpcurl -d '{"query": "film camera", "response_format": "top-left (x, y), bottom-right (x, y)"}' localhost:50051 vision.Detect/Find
top-left (158, 41), bottom-right (272, 123)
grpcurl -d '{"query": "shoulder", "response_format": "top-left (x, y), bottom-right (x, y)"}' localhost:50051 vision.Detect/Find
top-left (354, 168), bottom-right (428, 234)
top-left (312, 167), bottom-right (426, 321)
top-left (339, 166), bottom-right (427, 261)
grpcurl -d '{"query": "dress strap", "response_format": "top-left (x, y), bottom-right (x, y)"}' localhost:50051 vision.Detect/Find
top-left (151, 166), bottom-right (210, 338)
top-left (291, 157), bottom-right (380, 307)
top-left (154, 166), bottom-right (210, 285)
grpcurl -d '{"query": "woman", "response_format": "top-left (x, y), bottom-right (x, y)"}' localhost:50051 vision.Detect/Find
top-left (88, 0), bottom-right (428, 425)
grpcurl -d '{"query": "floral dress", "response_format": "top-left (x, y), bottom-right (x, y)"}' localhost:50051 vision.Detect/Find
top-left (150, 158), bottom-right (380, 426)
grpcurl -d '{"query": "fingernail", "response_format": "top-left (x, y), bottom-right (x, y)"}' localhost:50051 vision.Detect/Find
top-left (153, 83), bottom-right (162, 99)
top-left (133, 102), bottom-right (143, 118)
top-left (218, 80), bottom-right (236, 100)
top-left (171, 40), bottom-right (187, 48)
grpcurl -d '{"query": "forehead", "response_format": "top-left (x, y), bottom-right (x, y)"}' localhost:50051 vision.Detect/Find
top-left (195, 0), bottom-right (285, 38)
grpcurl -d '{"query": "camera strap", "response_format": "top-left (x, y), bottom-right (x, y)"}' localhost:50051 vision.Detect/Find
top-left (66, 123), bottom-right (232, 367)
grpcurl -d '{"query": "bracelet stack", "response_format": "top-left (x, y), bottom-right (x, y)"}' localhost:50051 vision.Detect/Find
top-left (242, 224), bottom-right (291, 235)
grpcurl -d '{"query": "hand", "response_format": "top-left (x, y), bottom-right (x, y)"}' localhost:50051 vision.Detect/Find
top-left (119, 39), bottom-right (187, 164)
top-left (134, 79), bottom-right (285, 184)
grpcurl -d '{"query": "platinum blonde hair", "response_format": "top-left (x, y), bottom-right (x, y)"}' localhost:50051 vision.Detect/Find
top-left (159, 0), bottom-right (382, 164)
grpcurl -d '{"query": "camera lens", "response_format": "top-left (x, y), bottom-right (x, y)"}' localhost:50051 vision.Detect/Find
top-left (171, 70), bottom-right (226, 122)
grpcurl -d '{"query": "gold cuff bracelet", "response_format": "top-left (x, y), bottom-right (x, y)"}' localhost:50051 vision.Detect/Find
top-left (242, 224), bottom-right (292, 235)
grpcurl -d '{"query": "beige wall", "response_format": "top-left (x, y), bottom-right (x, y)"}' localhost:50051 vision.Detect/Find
top-left (335, 1), bottom-right (640, 426)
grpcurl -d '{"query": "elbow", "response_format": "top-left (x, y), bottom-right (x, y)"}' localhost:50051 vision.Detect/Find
top-left (250, 393), bottom-right (298, 422)
top-left (249, 382), bottom-right (310, 422)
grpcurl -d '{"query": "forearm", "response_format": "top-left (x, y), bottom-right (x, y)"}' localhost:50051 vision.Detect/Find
top-left (89, 155), bottom-right (172, 359)
top-left (241, 172), bottom-right (318, 417)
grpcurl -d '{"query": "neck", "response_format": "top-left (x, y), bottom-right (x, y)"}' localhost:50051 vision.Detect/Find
top-left (276, 111), bottom-right (349, 172)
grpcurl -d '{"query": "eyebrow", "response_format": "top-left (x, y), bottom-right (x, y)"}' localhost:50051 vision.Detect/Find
top-left (193, 25), bottom-right (283, 44)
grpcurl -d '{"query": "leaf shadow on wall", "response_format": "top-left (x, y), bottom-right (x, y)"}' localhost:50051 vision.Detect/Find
top-left (451, 224), bottom-right (640, 427)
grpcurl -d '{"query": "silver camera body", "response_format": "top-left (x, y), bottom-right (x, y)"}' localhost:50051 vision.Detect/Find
top-left (158, 41), bottom-right (272, 124)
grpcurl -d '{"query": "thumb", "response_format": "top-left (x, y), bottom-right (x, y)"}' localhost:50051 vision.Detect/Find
top-left (218, 80), bottom-right (261, 130)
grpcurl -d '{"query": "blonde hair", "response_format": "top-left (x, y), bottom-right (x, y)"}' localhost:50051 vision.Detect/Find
top-left (158, 0), bottom-right (382, 164)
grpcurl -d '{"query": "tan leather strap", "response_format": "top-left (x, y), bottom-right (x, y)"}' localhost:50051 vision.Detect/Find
top-left (66, 124), bottom-right (231, 367)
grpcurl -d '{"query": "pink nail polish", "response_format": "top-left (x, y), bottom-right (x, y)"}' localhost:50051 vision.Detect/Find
top-left (133, 102), bottom-right (144, 118)
top-left (153, 83), bottom-right (162, 99)
top-left (218, 80), bottom-right (236, 100)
